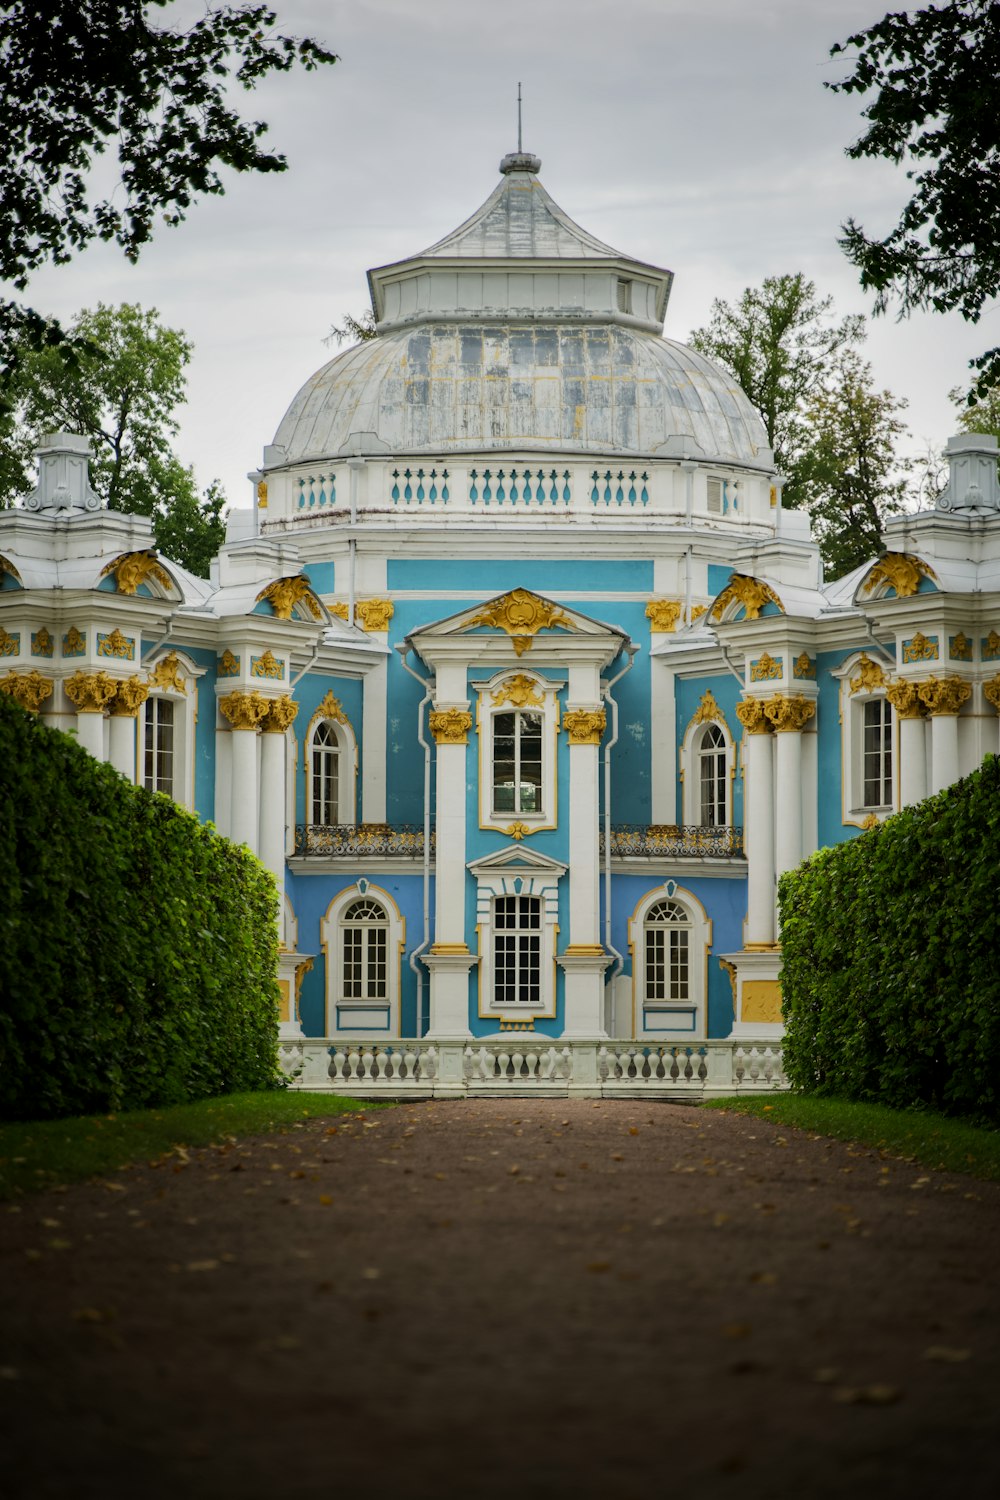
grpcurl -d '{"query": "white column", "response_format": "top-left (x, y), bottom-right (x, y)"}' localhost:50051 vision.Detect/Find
top-left (425, 699), bottom-right (475, 1037)
top-left (737, 700), bottom-right (776, 948)
top-left (230, 727), bottom-right (259, 851)
top-left (773, 728), bottom-right (802, 877)
top-left (649, 658), bottom-right (677, 823)
top-left (74, 709), bottom-right (106, 759)
top-left (560, 702), bottom-right (610, 1037)
top-left (108, 712), bottom-right (136, 779)
top-left (929, 712), bottom-right (960, 794)
top-left (260, 698), bottom-right (297, 945)
top-left (898, 715), bottom-right (928, 806)
top-left (361, 657), bottom-right (388, 823)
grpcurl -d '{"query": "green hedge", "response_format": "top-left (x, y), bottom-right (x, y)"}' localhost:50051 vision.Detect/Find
top-left (0, 693), bottom-right (280, 1121)
top-left (779, 754), bottom-right (1000, 1120)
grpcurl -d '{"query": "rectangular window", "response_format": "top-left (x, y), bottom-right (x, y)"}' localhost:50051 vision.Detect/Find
top-left (143, 698), bottom-right (174, 796)
top-left (707, 478), bottom-right (723, 514)
top-left (494, 895), bottom-right (541, 1005)
top-left (492, 711), bottom-right (543, 815)
top-left (645, 927), bottom-right (689, 1002)
top-left (616, 278), bottom-right (632, 313)
top-left (342, 925), bottom-right (387, 1000)
top-left (862, 697), bottom-right (892, 807)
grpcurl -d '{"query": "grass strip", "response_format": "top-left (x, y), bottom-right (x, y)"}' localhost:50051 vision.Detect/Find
top-left (702, 1094), bottom-right (1000, 1181)
top-left (0, 1090), bottom-right (385, 1201)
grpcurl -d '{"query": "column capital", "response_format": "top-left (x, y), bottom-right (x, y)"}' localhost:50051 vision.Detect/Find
top-left (64, 669), bottom-right (118, 714)
top-left (429, 707), bottom-right (472, 744)
top-left (885, 679), bottom-right (926, 719)
top-left (763, 693), bottom-right (816, 733)
top-left (219, 689), bottom-right (270, 731)
top-left (0, 669), bottom-right (54, 713)
top-left (108, 676), bottom-right (150, 718)
top-left (916, 675), bottom-right (971, 716)
top-left (735, 697), bottom-right (771, 734)
top-left (982, 673), bottom-right (1000, 713)
top-left (261, 695), bottom-right (299, 733)
top-left (563, 707), bottom-right (606, 745)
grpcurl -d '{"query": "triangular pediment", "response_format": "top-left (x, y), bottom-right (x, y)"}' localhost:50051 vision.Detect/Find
top-left (410, 588), bottom-right (625, 644)
top-left (467, 844), bottom-right (568, 877)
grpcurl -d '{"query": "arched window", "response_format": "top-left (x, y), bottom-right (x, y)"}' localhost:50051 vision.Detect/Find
top-left (862, 697), bottom-right (893, 808)
top-left (494, 895), bottom-right (542, 1005)
top-left (341, 897), bottom-right (388, 1005)
top-left (833, 652), bottom-right (897, 826)
top-left (628, 884), bottom-right (711, 1039)
top-left (492, 710), bottom-right (543, 814)
top-left (643, 899), bottom-right (690, 1005)
top-left (698, 722), bottom-right (727, 826)
top-left (305, 703), bottom-right (357, 828)
top-left (143, 696), bottom-right (175, 795)
top-left (311, 720), bottom-right (340, 825)
top-left (320, 884), bottom-right (405, 1035)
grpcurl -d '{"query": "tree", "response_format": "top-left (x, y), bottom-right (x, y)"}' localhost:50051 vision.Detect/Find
top-left (794, 351), bottom-right (910, 578)
top-left (689, 274), bottom-right (865, 506)
top-left (0, 2), bottom-right (337, 374)
top-left (325, 310), bottom-right (378, 348)
top-left (950, 384), bottom-right (1000, 442)
top-left (2, 303), bottom-right (227, 578)
top-left (829, 1), bottom-right (1000, 399)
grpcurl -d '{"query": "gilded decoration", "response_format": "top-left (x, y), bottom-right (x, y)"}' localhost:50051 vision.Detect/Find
top-left (262, 696), bottom-right (299, 733)
top-left (101, 551), bottom-right (172, 597)
top-left (861, 812), bottom-right (880, 831)
top-left (902, 631), bottom-right (939, 664)
top-left (0, 555), bottom-right (22, 583)
top-left (218, 649), bottom-right (240, 678)
top-left (917, 676), bottom-right (971, 717)
top-left (468, 589), bottom-right (571, 652)
top-left (862, 552), bottom-right (936, 599)
top-left (735, 698), bottom-right (770, 735)
top-left (793, 652), bottom-right (816, 679)
top-left (97, 628), bottom-right (135, 661)
top-left (690, 688), bottom-right (724, 727)
top-left (710, 574), bottom-right (783, 622)
top-left (31, 628), bottom-right (54, 658)
top-left (690, 604), bottom-right (708, 624)
top-left (849, 654), bottom-right (885, 694)
top-left (0, 628), bottom-right (20, 657)
top-left (250, 649), bottom-right (284, 680)
top-left (718, 957), bottom-right (737, 1017)
top-left (256, 576), bottom-right (322, 621)
top-left (750, 652), bottom-right (782, 682)
top-left (64, 670), bottom-right (118, 714)
top-left (354, 598), bottom-right (395, 633)
top-left (983, 630), bottom-right (1000, 661)
top-left (0, 670), bottom-right (53, 712)
top-left (741, 980), bottom-right (783, 1026)
top-left (564, 708), bottom-right (606, 745)
top-left (491, 674), bottom-right (544, 709)
top-left (330, 602), bottom-right (350, 621)
top-left (502, 822), bottom-right (534, 841)
top-left (982, 674), bottom-right (1000, 713)
top-left (763, 694), bottom-right (816, 733)
top-left (293, 957), bottom-right (313, 1020)
top-left (308, 690), bottom-right (349, 737)
top-left (885, 680), bottom-right (925, 719)
top-left (429, 708), bottom-right (473, 744)
top-left (218, 690), bottom-right (270, 732)
top-left (949, 632), bottom-right (973, 662)
top-left (149, 653), bottom-right (186, 694)
top-left (645, 598), bottom-right (683, 633)
top-left (108, 676), bottom-right (150, 718)
top-left (256, 480), bottom-right (268, 508)
top-left (62, 627), bottom-right (86, 657)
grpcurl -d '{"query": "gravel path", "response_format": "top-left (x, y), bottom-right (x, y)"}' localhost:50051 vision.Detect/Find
top-left (1, 1098), bottom-right (998, 1498)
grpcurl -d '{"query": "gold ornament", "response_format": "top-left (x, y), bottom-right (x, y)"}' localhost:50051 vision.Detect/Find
top-left (256, 576), bottom-right (322, 621)
top-left (689, 604), bottom-right (708, 623)
top-left (902, 631), bottom-right (939, 664)
top-left (763, 694), bottom-right (816, 733)
top-left (502, 822), bottom-right (534, 841)
top-left (149, 653), bottom-right (187, 693)
top-left (949, 632), bottom-right (972, 661)
top-left (108, 677), bottom-right (150, 717)
top-left (0, 670), bottom-right (53, 712)
top-left (310, 690), bottom-right (348, 727)
top-left (491, 674), bottom-right (544, 709)
top-left (330, 602), bottom-right (350, 621)
top-left (0, 555), bottom-right (22, 583)
top-left (645, 599), bottom-right (683, 633)
top-left (468, 589), bottom-right (571, 651)
top-left (354, 598), bottom-right (395, 632)
top-left (31, 628), bottom-right (54, 658)
top-left (793, 652), bottom-right (816, 679)
top-left (917, 676), bottom-right (971, 716)
top-left (718, 957), bottom-right (737, 1017)
top-left (735, 698), bottom-right (771, 734)
top-left (983, 674), bottom-right (1000, 713)
top-left (564, 708), bottom-right (606, 745)
top-left (251, 649), bottom-right (284, 680)
top-left (0, 627), bottom-right (20, 657)
top-left (96, 628), bottom-right (135, 660)
top-left (62, 626), bottom-right (86, 657)
top-left (690, 688), bottom-right (724, 726)
top-left (218, 649), bottom-right (240, 678)
top-left (849, 654), bottom-right (886, 693)
top-left (262, 696), bottom-right (299, 733)
top-left (885, 680), bottom-right (925, 719)
top-left (256, 480), bottom-right (268, 507)
top-left (219, 690), bottom-right (270, 731)
top-left (710, 574), bottom-right (784, 622)
top-left (101, 551), bottom-right (173, 596)
top-left (862, 552), bottom-right (936, 599)
top-left (429, 708), bottom-right (473, 744)
top-left (64, 670), bottom-right (118, 713)
top-left (983, 630), bottom-right (1000, 661)
top-left (750, 651), bottom-right (782, 682)
top-left (861, 812), bottom-right (880, 831)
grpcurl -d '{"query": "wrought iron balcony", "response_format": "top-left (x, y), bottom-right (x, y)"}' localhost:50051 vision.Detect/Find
top-left (294, 824), bottom-right (432, 857)
top-left (293, 823), bottom-right (743, 859)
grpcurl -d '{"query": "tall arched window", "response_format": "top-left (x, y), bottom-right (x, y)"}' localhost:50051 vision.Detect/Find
top-left (644, 899), bottom-right (690, 1006)
top-left (698, 722), bottom-right (727, 826)
top-left (143, 696), bottom-right (175, 795)
top-left (492, 710), bottom-right (543, 814)
top-left (320, 883), bottom-right (405, 1035)
top-left (862, 697), bottom-right (893, 808)
top-left (628, 884), bottom-right (711, 1039)
top-left (311, 720), bottom-right (340, 825)
top-left (341, 897), bottom-right (388, 1005)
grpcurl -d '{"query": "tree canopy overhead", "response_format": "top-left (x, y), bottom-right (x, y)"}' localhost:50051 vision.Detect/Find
top-left (829, 0), bottom-right (1000, 398)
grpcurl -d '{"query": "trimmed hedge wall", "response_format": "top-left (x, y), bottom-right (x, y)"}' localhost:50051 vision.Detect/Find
top-left (779, 754), bottom-right (1000, 1121)
top-left (0, 693), bottom-right (280, 1121)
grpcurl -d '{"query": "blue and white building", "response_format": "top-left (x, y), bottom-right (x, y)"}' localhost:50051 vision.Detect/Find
top-left (3, 146), bottom-right (999, 1095)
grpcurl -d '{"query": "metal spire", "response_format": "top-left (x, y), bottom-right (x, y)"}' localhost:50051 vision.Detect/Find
top-left (517, 82), bottom-right (523, 153)
top-left (499, 83), bottom-right (541, 175)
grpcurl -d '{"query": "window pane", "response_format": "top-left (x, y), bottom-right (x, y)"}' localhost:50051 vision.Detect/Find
top-left (494, 896), bottom-right (541, 1004)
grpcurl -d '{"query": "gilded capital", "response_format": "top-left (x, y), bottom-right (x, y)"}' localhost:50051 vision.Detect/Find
top-left (64, 670), bottom-right (119, 714)
top-left (0, 670), bottom-right (54, 713)
top-left (763, 693), bottom-right (816, 733)
top-left (262, 695), bottom-right (300, 733)
top-left (429, 708), bottom-right (473, 744)
top-left (983, 674), bottom-right (1000, 713)
top-left (735, 697), bottom-right (771, 735)
top-left (884, 679), bottom-right (925, 719)
top-left (645, 598), bottom-right (683, 633)
top-left (219, 689), bottom-right (270, 732)
top-left (108, 676), bottom-right (150, 718)
top-left (354, 598), bottom-right (395, 633)
top-left (917, 675), bottom-right (971, 717)
top-left (564, 708), bottom-right (606, 745)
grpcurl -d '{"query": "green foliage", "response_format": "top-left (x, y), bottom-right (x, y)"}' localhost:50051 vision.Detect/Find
top-left (325, 310), bottom-right (379, 347)
top-left (829, 1), bottom-right (1000, 399)
top-left (778, 755), bottom-right (1000, 1121)
top-left (0, 693), bottom-right (282, 1122)
top-left (950, 384), bottom-right (1000, 443)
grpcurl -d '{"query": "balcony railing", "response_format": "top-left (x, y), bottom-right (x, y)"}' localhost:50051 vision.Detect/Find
top-left (293, 823), bottom-right (743, 859)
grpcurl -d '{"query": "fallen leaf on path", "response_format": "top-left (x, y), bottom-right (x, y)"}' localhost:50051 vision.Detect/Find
top-left (185, 1260), bottom-right (220, 1273)
top-left (72, 1308), bottom-right (113, 1323)
top-left (586, 1261), bottom-right (611, 1274)
top-left (722, 1323), bottom-right (752, 1340)
top-left (832, 1384), bottom-right (900, 1405)
top-left (922, 1346), bottom-right (971, 1363)
top-left (318, 1194), bottom-right (333, 1206)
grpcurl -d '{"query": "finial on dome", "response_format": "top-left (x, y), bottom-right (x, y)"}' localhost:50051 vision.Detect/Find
top-left (500, 82), bottom-right (541, 174)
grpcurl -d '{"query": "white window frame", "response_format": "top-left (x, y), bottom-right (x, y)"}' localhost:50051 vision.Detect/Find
top-left (305, 706), bottom-right (357, 828)
top-left (143, 694), bottom-right (176, 797)
top-left (468, 847), bottom-right (566, 1021)
top-left (833, 652), bottom-right (897, 827)
top-left (320, 881), bottom-right (405, 1036)
top-left (679, 702), bottom-right (735, 829)
top-left (628, 882), bottom-right (711, 1040)
top-left (139, 649), bottom-right (203, 810)
top-left (476, 670), bottom-right (561, 834)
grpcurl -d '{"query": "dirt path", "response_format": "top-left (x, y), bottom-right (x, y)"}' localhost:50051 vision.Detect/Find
top-left (1, 1099), bottom-right (998, 1498)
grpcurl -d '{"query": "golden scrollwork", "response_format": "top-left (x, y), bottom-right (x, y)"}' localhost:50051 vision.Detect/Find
top-left (690, 604), bottom-right (708, 624)
top-left (262, 696), bottom-right (299, 733)
top-left (310, 690), bottom-right (349, 729)
top-left (330, 602), bottom-right (350, 621)
top-left (64, 670), bottom-right (118, 714)
top-left (564, 708), bottom-right (606, 745)
top-left (982, 674), bottom-right (1000, 713)
top-left (735, 698), bottom-right (771, 734)
top-left (293, 957), bottom-right (313, 1021)
top-left (97, 628), bottom-right (135, 661)
top-left (0, 628), bottom-right (19, 657)
top-left (0, 670), bottom-right (53, 713)
top-left (949, 633), bottom-right (973, 661)
top-left (491, 674), bottom-right (544, 709)
top-left (690, 688), bottom-right (724, 726)
top-left (502, 822), bottom-right (534, 841)
top-left (983, 630), bottom-right (1000, 661)
top-left (219, 689), bottom-right (270, 731)
top-left (354, 598), bottom-right (395, 632)
top-left (750, 651), bottom-right (782, 682)
top-left (917, 675), bottom-right (971, 717)
top-left (101, 551), bottom-right (173, 597)
top-left (849, 653), bottom-right (885, 694)
top-left (710, 574), bottom-right (784, 622)
top-left (902, 631), bottom-right (939, 664)
top-left (429, 708), bottom-right (473, 744)
top-left (861, 812), bottom-right (880, 831)
top-left (645, 598), bottom-right (683, 633)
top-left (218, 649), bottom-right (240, 678)
top-left (862, 552), bottom-right (937, 599)
top-left (250, 649), bottom-right (283, 680)
top-left (763, 693), bottom-right (816, 733)
top-left (108, 676), bottom-right (150, 718)
top-left (469, 589), bottom-right (571, 651)
top-left (149, 653), bottom-right (187, 693)
top-left (62, 626), bottom-right (86, 657)
top-left (718, 957), bottom-right (737, 1017)
top-left (31, 628), bottom-right (54, 658)
top-left (793, 652), bottom-right (816, 679)
top-left (884, 680), bottom-right (925, 719)
top-left (256, 480), bottom-right (268, 507)
top-left (256, 576), bottom-right (323, 621)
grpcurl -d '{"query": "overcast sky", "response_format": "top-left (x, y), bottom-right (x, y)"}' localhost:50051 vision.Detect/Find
top-left (18, 0), bottom-right (994, 510)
